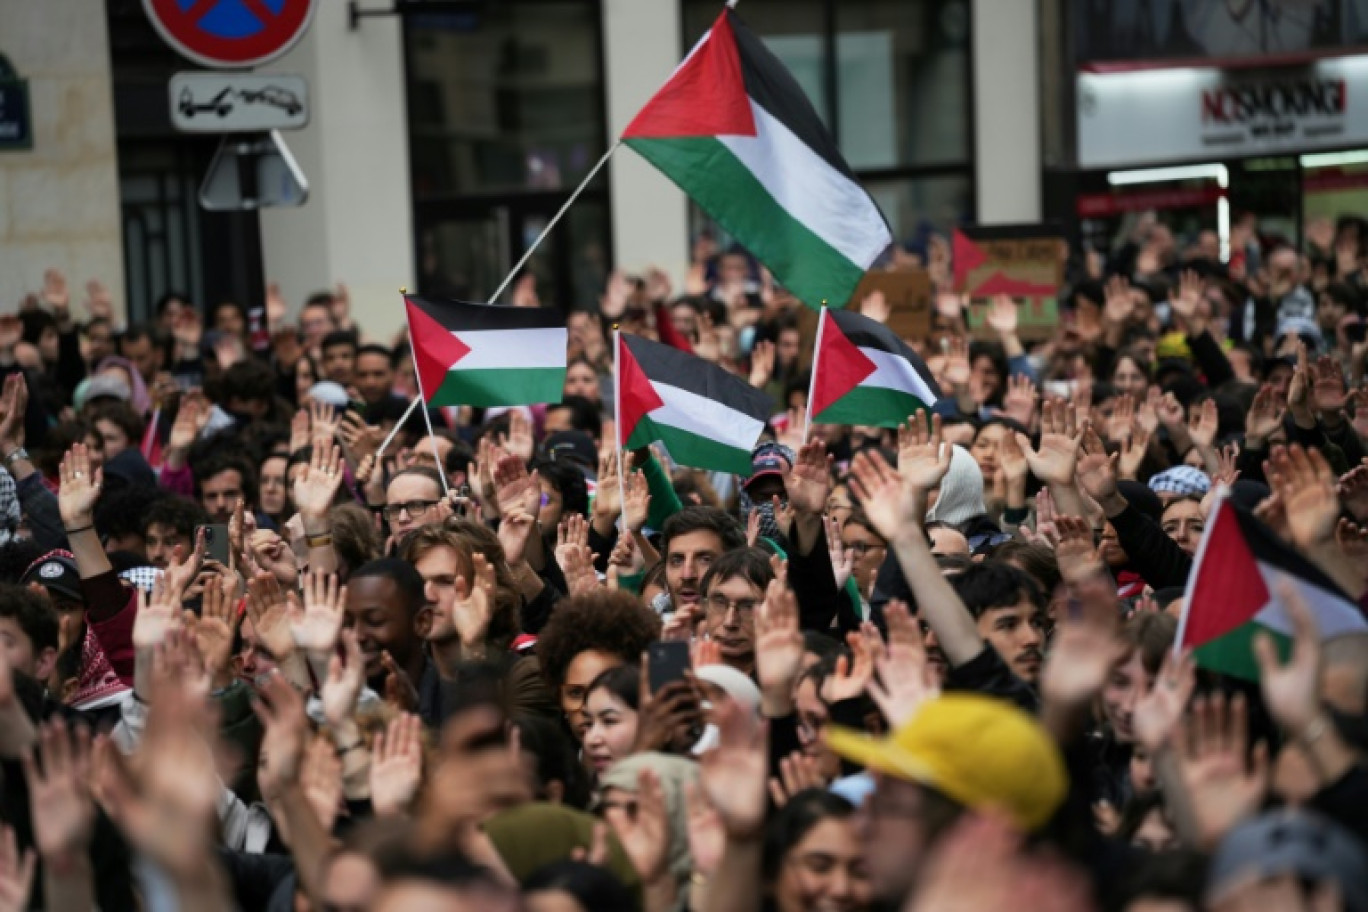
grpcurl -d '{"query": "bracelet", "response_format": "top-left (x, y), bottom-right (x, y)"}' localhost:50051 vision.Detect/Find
top-left (306, 533), bottom-right (333, 548)
top-left (337, 740), bottom-right (364, 754)
top-left (1299, 714), bottom-right (1331, 746)
top-left (64, 524), bottom-right (94, 535)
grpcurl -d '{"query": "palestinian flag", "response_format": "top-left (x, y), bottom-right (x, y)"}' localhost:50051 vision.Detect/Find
top-left (617, 333), bottom-right (771, 475)
top-left (1177, 494), bottom-right (1367, 680)
top-left (622, 9), bottom-right (891, 310)
top-left (404, 295), bottom-right (566, 408)
top-left (810, 307), bottom-right (941, 428)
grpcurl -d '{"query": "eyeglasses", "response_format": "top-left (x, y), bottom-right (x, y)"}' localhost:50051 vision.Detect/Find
top-left (561, 683), bottom-right (591, 711)
top-left (381, 499), bottom-right (440, 521)
top-left (705, 593), bottom-right (759, 619)
top-left (844, 540), bottom-right (885, 556)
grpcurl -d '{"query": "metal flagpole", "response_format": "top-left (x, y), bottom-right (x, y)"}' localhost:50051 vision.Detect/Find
top-left (486, 140), bottom-right (623, 305)
top-left (376, 397), bottom-right (421, 463)
top-left (400, 287), bottom-right (451, 497)
top-left (613, 326), bottom-right (628, 535)
top-left (802, 304), bottom-right (827, 443)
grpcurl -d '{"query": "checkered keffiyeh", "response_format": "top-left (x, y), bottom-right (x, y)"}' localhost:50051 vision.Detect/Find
top-left (1148, 466), bottom-right (1211, 497)
top-left (118, 566), bottom-right (163, 593)
top-left (0, 467), bottom-right (18, 546)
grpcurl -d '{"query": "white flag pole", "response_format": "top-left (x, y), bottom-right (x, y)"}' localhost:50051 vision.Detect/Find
top-left (613, 327), bottom-right (628, 535)
top-left (486, 140), bottom-right (622, 305)
top-left (400, 288), bottom-right (450, 497)
top-left (376, 397), bottom-right (421, 463)
top-left (802, 304), bottom-right (827, 443)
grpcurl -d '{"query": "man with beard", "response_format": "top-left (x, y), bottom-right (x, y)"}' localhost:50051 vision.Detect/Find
top-left (657, 507), bottom-right (745, 622)
top-left (697, 547), bottom-right (773, 676)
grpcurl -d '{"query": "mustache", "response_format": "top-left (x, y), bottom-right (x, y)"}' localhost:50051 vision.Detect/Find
top-left (1017, 647), bottom-right (1044, 663)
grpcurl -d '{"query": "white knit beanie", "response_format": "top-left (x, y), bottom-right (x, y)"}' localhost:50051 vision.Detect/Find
top-left (925, 444), bottom-right (987, 527)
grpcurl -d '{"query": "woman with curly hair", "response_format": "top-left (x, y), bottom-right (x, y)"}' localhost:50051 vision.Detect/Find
top-left (535, 589), bottom-right (660, 739)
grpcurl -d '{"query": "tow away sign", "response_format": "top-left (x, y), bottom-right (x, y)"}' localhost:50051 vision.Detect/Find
top-left (170, 72), bottom-right (308, 132)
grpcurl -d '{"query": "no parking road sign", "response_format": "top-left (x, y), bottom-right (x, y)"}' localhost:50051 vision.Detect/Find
top-left (143, 0), bottom-right (319, 69)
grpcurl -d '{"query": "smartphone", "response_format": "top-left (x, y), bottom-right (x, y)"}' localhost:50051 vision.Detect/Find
top-left (647, 640), bottom-right (691, 694)
top-left (196, 524), bottom-right (232, 567)
top-left (347, 398), bottom-right (368, 416)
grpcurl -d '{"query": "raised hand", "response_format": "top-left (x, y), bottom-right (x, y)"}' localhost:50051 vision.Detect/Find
top-left (254, 672), bottom-right (310, 797)
top-left (370, 712), bottom-right (423, 818)
top-left (1311, 355), bottom-right (1349, 414)
top-left (1253, 581), bottom-right (1322, 734)
top-left (289, 408), bottom-right (311, 455)
top-left (697, 698), bottom-right (768, 840)
top-left (1118, 418), bottom-right (1151, 480)
top-left (823, 623), bottom-right (884, 704)
top-left (0, 374), bottom-right (28, 456)
top-left (849, 449), bottom-right (920, 542)
top-left (684, 783), bottom-right (725, 877)
top-left (451, 553), bottom-right (497, 648)
top-left (194, 576), bottom-right (241, 689)
top-left (1105, 393), bottom-right (1135, 445)
top-left (290, 569), bottom-right (346, 656)
top-left (1103, 274), bottom-right (1135, 327)
top-left (503, 409), bottom-right (535, 462)
top-left (1340, 463), bottom-right (1368, 522)
top-left (1172, 691), bottom-right (1269, 850)
top-left (1156, 392), bottom-right (1186, 432)
top-left (985, 294), bottom-right (1019, 337)
top-left (22, 717), bottom-right (95, 866)
top-left (493, 453), bottom-right (539, 520)
top-left (1039, 570), bottom-right (1124, 710)
top-left (1002, 374), bottom-right (1038, 428)
top-left (308, 399), bottom-right (341, 445)
top-left (132, 578), bottom-right (184, 650)
top-left (497, 508), bottom-right (537, 567)
top-left (1015, 399), bottom-right (1085, 487)
top-left (859, 288), bottom-right (892, 325)
top-left (322, 629), bottom-right (365, 728)
top-left (867, 603), bottom-right (939, 726)
top-left (622, 469), bottom-right (652, 533)
top-left (293, 441), bottom-right (345, 520)
top-left (1171, 269), bottom-right (1204, 325)
top-left (754, 576), bottom-right (804, 716)
top-left (1188, 398), bottom-right (1219, 451)
top-left (897, 410), bottom-right (952, 490)
top-left (942, 336), bottom-right (971, 389)
top-left (0, 824), bottom-right (34, 912)
top-left (768, 751), bottom-right (827, 808)
top-left (1268, 445), bottom-right (1340, 549)
top-left (748, 338), bottom-right (776, 388)
top-left (782, 439), bottom-right (832, 516)
top-left (57, 443), bottom-right (102, 528)
top-left (1053, 515), bottom-right (1102, 584)
top-left (1075, 426), bottom-right (1120, 505)
top-left (824, 515), bottom-right (854, 590)
top-left (605, 768), bottom-right (673, 886)
top-left (1245, 383), bottom-right (1285, 447)
top-left (1132, 650), bottom-right (1196, 754)
top-left (246, 572), bottom-right (297, 663)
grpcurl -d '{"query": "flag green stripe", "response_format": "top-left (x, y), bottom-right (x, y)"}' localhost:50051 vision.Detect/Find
top-left (429, 367), bottom-right (566, 408)
top-left (625, 136), bottom-right (867, 309)
top-left (814, 384), bottom-right (931, 429)
top-left (1193, 620), bottom-right (1290, 682)
top-left (626, 416), bottom-right (754, 475)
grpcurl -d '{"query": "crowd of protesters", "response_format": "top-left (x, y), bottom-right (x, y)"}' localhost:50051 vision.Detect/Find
top-left (0, 210), bottom-right (1366, 912)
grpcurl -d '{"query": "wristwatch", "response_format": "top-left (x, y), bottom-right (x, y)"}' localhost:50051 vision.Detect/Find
top-left (2, 447), bottom-right (27, 466)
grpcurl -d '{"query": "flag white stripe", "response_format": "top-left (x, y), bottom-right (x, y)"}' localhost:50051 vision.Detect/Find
top-left (858, 346), bottom-right (939, 404)
top-left (1250, 566), bottom-right (1367, 638)
top-left (448, 328), bottom-right (568, 371)
top-left (719, 101), bottom-right (890, 270)
top-left (649, 381), bottom-right (765, 450)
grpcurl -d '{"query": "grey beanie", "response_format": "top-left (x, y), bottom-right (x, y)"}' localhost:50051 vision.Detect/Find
top-left (926, 444), bottom-right (986, 527)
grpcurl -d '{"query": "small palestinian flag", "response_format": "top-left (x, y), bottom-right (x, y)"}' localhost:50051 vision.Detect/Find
top-left (809, 307), bottom-right (941, 428)
top-left (617, 333), bottom-right (771, 475)
top-left (404, 295), bottom-right (567, 408)
top-left (1177, 495), bottom-right (1367, 680)
top-left (622, 9), bottom-right (891, 310)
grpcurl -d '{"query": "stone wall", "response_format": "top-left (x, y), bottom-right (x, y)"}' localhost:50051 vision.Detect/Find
top-left (0, 2), bottom-right (125, 317)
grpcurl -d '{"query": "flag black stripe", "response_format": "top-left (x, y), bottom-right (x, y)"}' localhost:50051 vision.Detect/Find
top-left (727, 9), bottom-right (857, 183)
top-left (829, 309), bottom-right (942, 395)
top-left (405, 295), bottom-right (565, 332)
top-left (623, 334), bottom-right (773, 422)
top-left (1231, 503), bottom-right (1356, 603)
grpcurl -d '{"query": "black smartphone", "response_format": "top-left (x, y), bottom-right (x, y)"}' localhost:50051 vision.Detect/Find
top-left (647, 640), bottom-right (691, 694)
top-left (196, 524), bottom-right (232, 566)
top-left (1346, 322), bottom-right (1368, 344)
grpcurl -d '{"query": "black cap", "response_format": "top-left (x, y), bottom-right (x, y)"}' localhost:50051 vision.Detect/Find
top-left (20, 552), bottom-right (83, 604)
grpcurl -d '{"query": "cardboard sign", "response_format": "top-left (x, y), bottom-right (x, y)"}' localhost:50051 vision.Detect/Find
top-left (849, 269), bottom-right (933, 344)
top-left (953, 226), bottom-right (1064, 341)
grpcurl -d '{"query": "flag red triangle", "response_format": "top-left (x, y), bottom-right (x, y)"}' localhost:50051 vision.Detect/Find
top-left (405, 298), bottom-right (471, 402)
top-left (1181, 501), bottom-right (1271, 648)
top-left (621, 11), bottom-right (756, 140)
top-left (811, 310), bottom-right (877, 417)
top-left (617, 337), bottom-right (665, 447)
top-left (952, 229), bottom-right (988, 290)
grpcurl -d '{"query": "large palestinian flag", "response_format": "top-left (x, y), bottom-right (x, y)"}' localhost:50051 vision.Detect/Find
top-left (810, 307), bottom-right (941, 428)
top-left (404, 295), bottom-right (567, 407)
top-left (621, 9), bottom-right (891, 310)
top-left (617, 333), bottom-right (771, 475)
top-left (1177, 494), bottom-right (1367, 680)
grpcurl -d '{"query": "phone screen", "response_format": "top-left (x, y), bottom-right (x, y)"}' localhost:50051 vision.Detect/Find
top-left (647, 641), bottom-right (691, 693)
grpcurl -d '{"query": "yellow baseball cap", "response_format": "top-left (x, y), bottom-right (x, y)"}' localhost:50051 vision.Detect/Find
top-left (824, 692), bottom-right (1067, 831)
